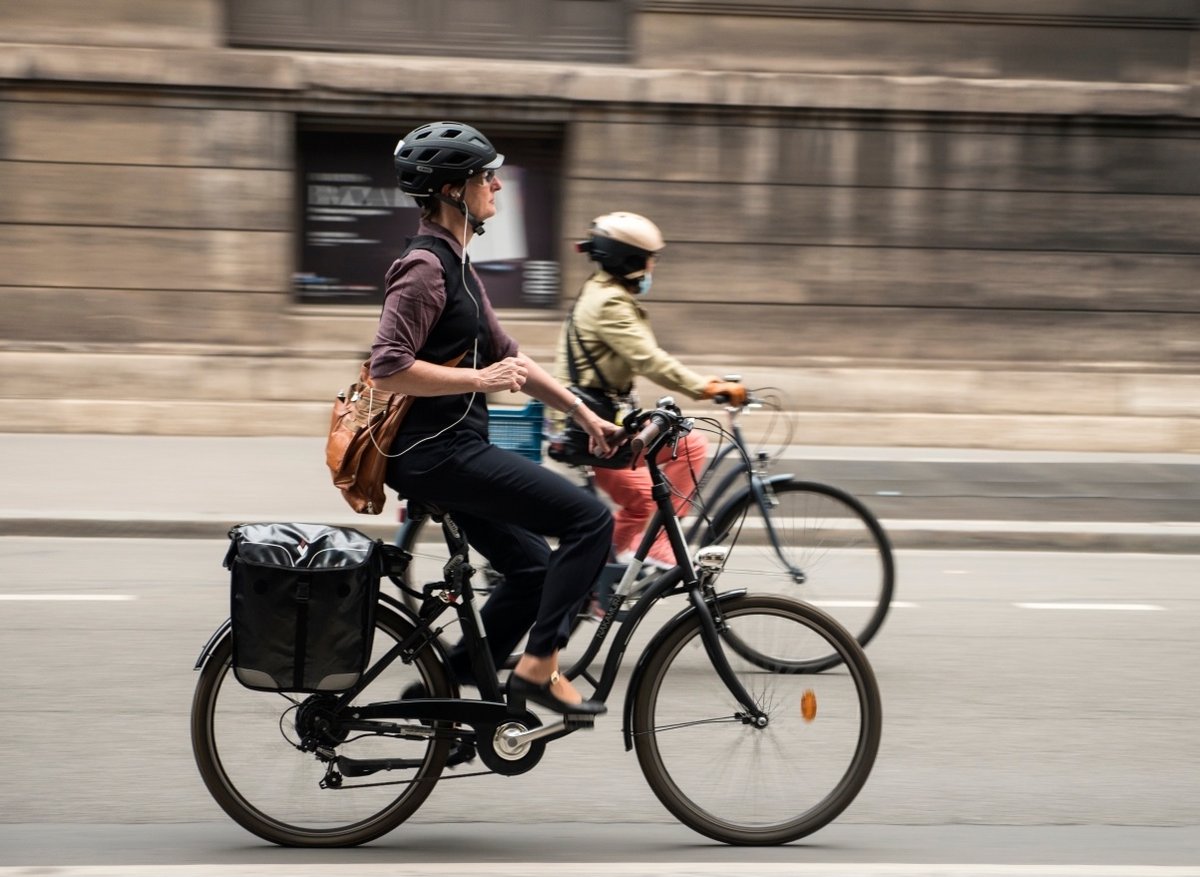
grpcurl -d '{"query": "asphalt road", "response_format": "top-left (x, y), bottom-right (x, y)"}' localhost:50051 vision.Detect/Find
top-left (1, 537), bottom-right (1197, 873)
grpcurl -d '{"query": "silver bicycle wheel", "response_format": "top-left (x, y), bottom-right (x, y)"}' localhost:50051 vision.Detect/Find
top-left (631, 594), bottom-right (882, 845)
top-left (707, 478), bottom-right (894, 671)
top-left (191, 604), bottom-right (451, 847)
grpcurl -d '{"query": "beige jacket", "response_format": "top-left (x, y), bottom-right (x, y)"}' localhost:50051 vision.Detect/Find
top-left (553, 272), bottom-right (708, 425)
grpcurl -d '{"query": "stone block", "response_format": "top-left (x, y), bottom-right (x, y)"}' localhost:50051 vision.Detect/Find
top-left (0, 351), bottom-right (362, 404)
top-left (0, 162), bottom-right (291, 230)
top-left (0, 398), bottom-right (329, 436)
top-left (0, 0), bottom-right (222, 48)
top-left (0, 226), bottom-right (291, 292)
top-left (565, 178), bottom-right (1200, 255)
top-left (635, 3), bottom-right (1194, 83)
top-left (0, 101), bottom-right (291, 169)
top-left (570, 119), bottom-right (1200, 195)
top-left (3, 396), bottom-right (1196, 451)
top-left (0, 289), bottom-right (287, 346)
top-left (639, 303), bottom-right (1200, 365)
top-left (558, 242), bottom-right (1200, 313)
top-left (1120, 374), bottom-right (1200, 417)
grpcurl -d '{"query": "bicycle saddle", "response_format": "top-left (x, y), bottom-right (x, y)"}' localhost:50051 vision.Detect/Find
top-left (405, 499), bottom-right (448, 522)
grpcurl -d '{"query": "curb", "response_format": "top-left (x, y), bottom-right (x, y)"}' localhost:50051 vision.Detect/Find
top-left (4, 517), bottom-right (1199, 554)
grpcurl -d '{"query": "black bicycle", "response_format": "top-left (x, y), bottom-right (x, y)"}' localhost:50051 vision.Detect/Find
top-left (191, 401), bottom-right (883, 847)
top-left (398, 386), bottom-right (895, 671)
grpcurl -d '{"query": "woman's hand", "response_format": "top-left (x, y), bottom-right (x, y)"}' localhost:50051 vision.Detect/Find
top-left (477, 357), bottom-right (528, 393)
top-left (579, 408), bottom-right (626, 459)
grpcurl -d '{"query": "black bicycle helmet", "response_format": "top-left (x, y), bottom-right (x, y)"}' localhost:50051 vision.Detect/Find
top-left (393, 121), bottom-right (504, 196)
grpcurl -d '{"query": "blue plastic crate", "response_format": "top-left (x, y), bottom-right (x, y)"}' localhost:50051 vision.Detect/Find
top-left (488, 400), bottom-right (545, 462)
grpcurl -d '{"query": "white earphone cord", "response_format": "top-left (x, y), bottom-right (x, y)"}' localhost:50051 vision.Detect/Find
top-left (368, 197), bottom-right (480, 460)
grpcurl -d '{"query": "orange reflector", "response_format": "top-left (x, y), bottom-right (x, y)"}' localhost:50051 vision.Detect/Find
top-left (801, 689), bottom-right (817, 722)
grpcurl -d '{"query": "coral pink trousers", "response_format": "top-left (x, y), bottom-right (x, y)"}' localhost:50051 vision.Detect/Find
top-left (592, 432), bottom-right (709, 567)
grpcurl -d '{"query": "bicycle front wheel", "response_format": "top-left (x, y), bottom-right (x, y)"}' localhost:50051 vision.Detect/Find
top-left (191, 604), bottom-right (452, 847)
top-left (707, 479), bottom-right (894, 671)
top-left (631, 594), bottom-right (882, 845)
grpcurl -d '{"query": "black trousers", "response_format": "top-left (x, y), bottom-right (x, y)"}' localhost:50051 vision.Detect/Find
top-left (387, 428), bottom-right (612, 673)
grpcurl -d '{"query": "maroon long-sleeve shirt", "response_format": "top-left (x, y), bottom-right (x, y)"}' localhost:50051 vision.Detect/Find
top-left (370, 219), bottom-right (517, 380)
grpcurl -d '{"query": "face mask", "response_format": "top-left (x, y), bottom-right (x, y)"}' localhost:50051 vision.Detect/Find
top-left (638, 273), bottom-right (653, 296)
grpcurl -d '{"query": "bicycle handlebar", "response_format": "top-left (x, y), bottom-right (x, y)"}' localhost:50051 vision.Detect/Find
top-left (629, 410), bottom-right (670, 460)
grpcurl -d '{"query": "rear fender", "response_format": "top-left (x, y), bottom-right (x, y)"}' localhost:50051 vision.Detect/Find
top-left (193, 618), bottom-right (232, 670)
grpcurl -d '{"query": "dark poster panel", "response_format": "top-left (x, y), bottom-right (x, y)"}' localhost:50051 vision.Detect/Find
top-left (295, 129), bottom-right (561, 308)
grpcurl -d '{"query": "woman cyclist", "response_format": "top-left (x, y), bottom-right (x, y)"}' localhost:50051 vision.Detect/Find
top-left (371, 121), bottom-right (622, 716)
top-left (554, 211), bottom-right (746, 570)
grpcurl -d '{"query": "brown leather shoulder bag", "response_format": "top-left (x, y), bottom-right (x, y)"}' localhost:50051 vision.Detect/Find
top-left (325, 352), bottom-right (465, 514)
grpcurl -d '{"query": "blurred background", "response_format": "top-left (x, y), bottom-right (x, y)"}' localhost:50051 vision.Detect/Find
top-left (1, 0), bottom-right (1198, 450)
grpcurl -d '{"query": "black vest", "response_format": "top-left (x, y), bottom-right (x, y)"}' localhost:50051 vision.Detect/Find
top-left (393, 235), bottom-right (493, 439)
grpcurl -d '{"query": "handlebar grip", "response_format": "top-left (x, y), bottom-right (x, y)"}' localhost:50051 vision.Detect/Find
top-left (629, 414), bottom-right (666, 459)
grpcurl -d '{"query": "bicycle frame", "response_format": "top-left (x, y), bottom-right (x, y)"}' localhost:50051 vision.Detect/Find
top-left (564, 413), bottom-right (765, 722)
top-left (666, 408), bottom-right (806, 584)
top-left (282, 410), bottom-right (767, 756)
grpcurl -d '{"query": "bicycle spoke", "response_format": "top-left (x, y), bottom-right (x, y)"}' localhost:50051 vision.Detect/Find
top-left (631, 595), bottom-right (881, 845)
top-left (635, 715), bottom-right (742, 735)
top-left (191, 606), bottom-right (452, 847)
top-left (711, 480), bottom-right (894, 670)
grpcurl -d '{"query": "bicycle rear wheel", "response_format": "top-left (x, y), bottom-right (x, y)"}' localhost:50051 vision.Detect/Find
top-left (191, 604), bottom-right (452, 847)
top-left (707, 479), bottom-right (894, 671)
top-left (630, 594), bottom-right (882, 845)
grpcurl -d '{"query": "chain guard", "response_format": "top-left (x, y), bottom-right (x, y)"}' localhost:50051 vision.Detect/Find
top-left (475, 714), bottom-right (546, 776)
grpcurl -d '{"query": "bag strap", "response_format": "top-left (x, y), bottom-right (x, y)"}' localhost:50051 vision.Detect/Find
top-left (566, 295), bottom-right (620, 395)
top-left (361, 235), bottom-right (477, 394)
top-left (389, 234), bottom-right (481, 369)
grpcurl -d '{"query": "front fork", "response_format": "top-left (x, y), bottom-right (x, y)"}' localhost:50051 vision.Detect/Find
top-left (750, 475), bottom-right (807, 586)
top-left (690, 547), bottom-right (768, 725)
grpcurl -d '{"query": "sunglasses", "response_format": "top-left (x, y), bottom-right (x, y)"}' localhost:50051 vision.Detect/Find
top-left (473, 169), bottom-right (497, 186)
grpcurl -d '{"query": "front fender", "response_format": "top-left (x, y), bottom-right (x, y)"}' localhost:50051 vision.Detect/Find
top-left (621, 588), bottom-right (747, 751)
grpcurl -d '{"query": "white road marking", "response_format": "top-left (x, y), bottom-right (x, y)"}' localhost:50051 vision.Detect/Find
top-left (0, 594), bottom-right (136, 601)
top-left (1015, 602), bottom-right (1164, 611)
top-left (0, 862), bottom-right (1194, 876)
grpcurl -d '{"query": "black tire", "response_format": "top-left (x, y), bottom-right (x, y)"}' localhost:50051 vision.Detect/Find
top-left (706, 479), bottom-right (895, 672)
top-left (630, 594), bottom-right (882, 845)
top-left (190, 604), bottom-right (452, 847)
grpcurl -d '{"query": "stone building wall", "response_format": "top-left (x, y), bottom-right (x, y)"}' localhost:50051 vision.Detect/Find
top-left (1, 0), bottom-right (1198, 448)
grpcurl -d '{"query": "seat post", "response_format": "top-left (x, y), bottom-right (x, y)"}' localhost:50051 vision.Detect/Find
top-left (439, 514), bottom-right (502, 701)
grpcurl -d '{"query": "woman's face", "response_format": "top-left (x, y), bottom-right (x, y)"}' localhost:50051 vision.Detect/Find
top-left (464, 169), bottom-right (502, 222)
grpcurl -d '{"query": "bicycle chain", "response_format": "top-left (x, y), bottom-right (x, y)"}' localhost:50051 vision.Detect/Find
top-left (324, 768), bottom-right (495, 790)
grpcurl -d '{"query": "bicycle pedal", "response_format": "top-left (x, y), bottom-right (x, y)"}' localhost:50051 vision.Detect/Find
top-left (563, 714), bottom-right (596, 730)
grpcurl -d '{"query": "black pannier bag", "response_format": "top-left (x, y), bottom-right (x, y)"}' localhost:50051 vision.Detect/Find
top-left (224, 522), bottom-right (382, 693)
